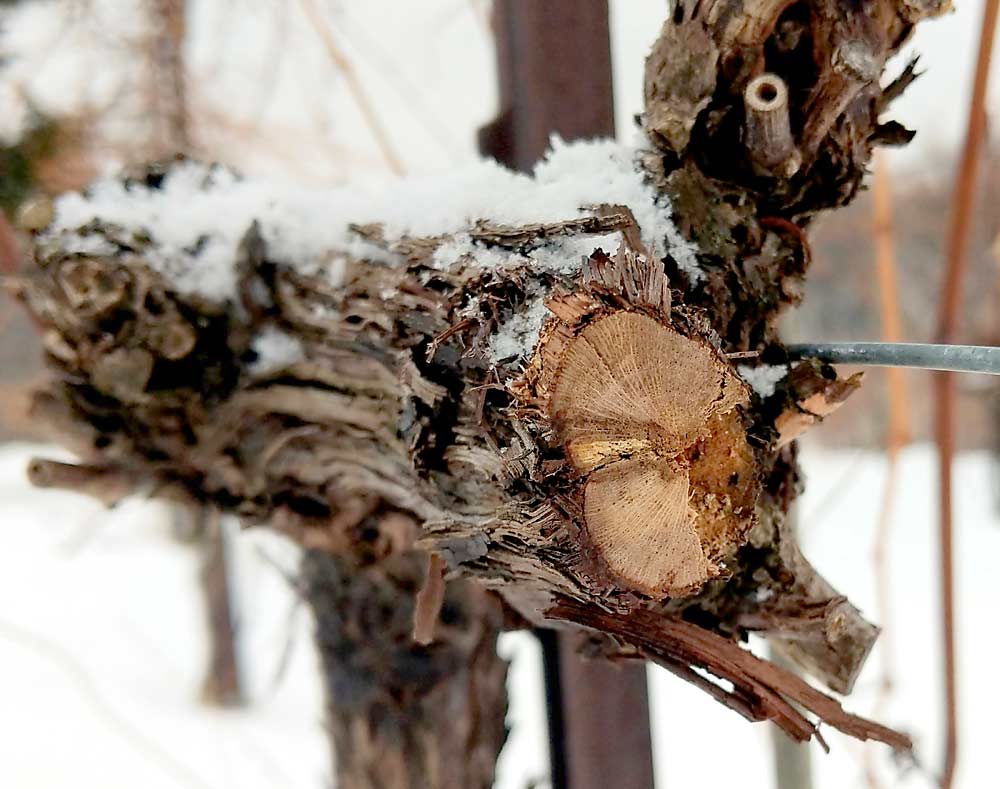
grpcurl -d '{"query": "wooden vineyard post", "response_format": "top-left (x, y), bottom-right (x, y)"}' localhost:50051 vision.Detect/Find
top-left (480, 3), bottom-right (656, 787)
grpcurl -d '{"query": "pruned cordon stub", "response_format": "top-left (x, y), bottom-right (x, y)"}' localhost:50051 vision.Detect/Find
top-left (520, 247), bottom-right (760, 599)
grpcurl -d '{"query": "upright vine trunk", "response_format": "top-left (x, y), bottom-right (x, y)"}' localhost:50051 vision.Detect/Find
top-left (302, 549), bottom-right (507, 789)
top-left (15, 0), bottom-right (955, 785)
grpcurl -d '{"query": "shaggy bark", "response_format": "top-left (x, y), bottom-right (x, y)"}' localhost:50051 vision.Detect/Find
top-left (302, 548), bottom-right (507, 789)
top-left (14, 0), bottom-right (953, 778)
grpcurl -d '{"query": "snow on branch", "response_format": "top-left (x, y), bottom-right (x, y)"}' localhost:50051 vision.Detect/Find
top-left (48, 138), bottom-right (700, 303)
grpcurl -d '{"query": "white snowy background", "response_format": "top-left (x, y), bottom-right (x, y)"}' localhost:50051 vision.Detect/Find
top-left (1, 1), bottom-right (998, 787)
top-left (3, 443), bottom-right (997, 789)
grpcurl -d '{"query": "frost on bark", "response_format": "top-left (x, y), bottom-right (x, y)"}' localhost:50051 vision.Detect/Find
top-left (14, 0), bottom-right (952, 776)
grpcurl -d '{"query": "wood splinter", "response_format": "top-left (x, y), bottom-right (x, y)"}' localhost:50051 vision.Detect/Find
top-left (744, 73), bottom-right (800, 177)
top-left (412, 551), bottom-right (447, 645)
top-left (775, 370), bottom-right (864, 449)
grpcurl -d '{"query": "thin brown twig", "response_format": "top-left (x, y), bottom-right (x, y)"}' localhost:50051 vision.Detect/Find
top-left (866, 149), bottom-right (911, 789)
top-left (413, 552), bottom-right (447, 645)
top-left (872, 152), bottom-right (913, 450)
top-left (148, 0), bottom-right (190, 154)
top-left (933, 3), bottom-right (999, 787)
top-left (297, 0), bottom-right (406, 176)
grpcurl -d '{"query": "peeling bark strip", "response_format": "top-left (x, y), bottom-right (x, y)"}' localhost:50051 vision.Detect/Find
top-left (15, 0), bottom-right (951, 761)
top-left (413, 552), bottom-right (447, 645)
top-left (546, 599), bottom-right (909, 751)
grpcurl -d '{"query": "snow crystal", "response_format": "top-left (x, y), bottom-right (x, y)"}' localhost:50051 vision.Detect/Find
top-left (529, 234), bottom-right (619, 275)
top-left (737, 364), bottom-right (788, 398)
top-left (61, 234), bottom-right (118, 257)
top-left (48, 138), bottom-right (702, 302)
top-left (489, 299), bottom-right (550, 365)
top-left (531, 137), bottom-right (700, 279)
top-left (248, 327), bottom-right (305, 375)
top-left (430, 233), bottom-right (518, 272)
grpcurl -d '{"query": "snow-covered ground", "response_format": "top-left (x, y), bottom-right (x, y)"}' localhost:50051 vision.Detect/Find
top-left (0, 442), bottom-right (997, 788)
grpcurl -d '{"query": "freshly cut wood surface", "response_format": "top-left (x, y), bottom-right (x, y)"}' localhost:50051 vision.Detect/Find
top-left (550, 312), bottom-right (738, 466)
top-left (548, 311), bottom-right (752, 596)
top-left (584, 457), bottom-right (709, 595)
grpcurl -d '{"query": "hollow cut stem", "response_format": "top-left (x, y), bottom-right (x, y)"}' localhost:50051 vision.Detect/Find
top-left (744, 73), bottom-right (799, 176)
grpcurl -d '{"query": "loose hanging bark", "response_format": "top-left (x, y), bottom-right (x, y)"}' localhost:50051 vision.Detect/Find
top-left (13, 0), bottom-right (954, 772)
